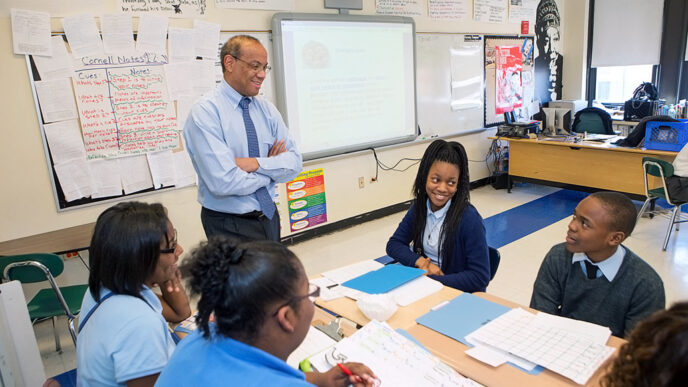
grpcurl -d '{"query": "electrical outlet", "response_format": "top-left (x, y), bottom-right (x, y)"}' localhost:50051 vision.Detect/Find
top-left (358, 176), bottom-right (365, 188)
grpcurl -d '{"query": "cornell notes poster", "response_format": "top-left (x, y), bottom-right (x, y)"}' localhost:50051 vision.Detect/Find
top-left (72, 53), bottom-right (179, 159)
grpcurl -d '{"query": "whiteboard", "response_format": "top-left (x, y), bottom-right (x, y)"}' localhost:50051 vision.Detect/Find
top-left (415, 33), bottom-right (485, 137)
top-left (271, 14), bottom-right (417, 161)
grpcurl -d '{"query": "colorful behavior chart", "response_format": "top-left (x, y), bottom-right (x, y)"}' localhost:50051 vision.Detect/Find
top-left (287, 168), bottom-right (327, 232)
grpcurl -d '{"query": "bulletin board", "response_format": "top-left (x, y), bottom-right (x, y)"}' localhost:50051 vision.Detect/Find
top-left (27, 30), bottom-right (272, 211)
top-left (415, 32), bottom-right (485, 137)
top-left (484, 35), bottom-right (535, 127)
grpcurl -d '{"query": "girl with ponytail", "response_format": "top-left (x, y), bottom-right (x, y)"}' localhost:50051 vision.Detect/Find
top-left (157, 236), bottom-right (377, 387)
top-left (386, 139), bottom-right (491, 292)
top-left (77, 202), bottom-right (191, 387)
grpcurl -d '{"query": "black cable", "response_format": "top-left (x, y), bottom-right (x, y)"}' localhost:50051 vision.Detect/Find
top-left (369, 147), bottom-right (421, 181)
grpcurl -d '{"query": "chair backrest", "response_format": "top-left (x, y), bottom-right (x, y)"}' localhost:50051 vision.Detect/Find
top-left (572, 107), bottom-right (614, 135)
top-left (0, 254), bottom-right (64, 283)
top-left (642, 156), bottom-right (674, 178)
top-left (488, 247), bottom-right (500, 281)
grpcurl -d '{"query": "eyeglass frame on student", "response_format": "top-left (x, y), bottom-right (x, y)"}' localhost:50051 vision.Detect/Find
top-left (231, 55), bottom-right (271, 74)
top-left (160, 229), bottom-right (178, 254)
top-left (272, 283), bottom-right (320, 316)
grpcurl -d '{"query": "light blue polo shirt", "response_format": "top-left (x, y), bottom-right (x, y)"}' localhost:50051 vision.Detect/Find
top-left (156, 325), bottom-right (313, 386)
top-left (77, 286), bottom-right (175, 387)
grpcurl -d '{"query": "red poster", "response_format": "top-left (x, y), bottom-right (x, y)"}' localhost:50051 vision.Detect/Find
top-left (495, 46), bottom-right (523, 114)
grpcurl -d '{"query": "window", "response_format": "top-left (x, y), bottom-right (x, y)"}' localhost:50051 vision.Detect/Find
top-left (594, 65), bottom-right (654, 103)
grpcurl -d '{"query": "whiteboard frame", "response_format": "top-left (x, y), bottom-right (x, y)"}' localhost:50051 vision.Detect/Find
top-left (271, 13), bottom-right (418, 161)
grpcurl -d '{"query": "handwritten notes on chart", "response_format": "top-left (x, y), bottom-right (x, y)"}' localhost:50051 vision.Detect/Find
top-left (72, 53), bottom-right (179, 159)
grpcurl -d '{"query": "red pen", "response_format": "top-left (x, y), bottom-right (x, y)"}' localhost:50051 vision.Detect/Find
top-left (336, 363), bottom-right (353, 377)
top-left (338, 363), bottom-right (381, 387)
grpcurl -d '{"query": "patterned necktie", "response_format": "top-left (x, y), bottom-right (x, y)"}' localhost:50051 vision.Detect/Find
top-left (239, 97), bottom-right (275, 220)
top-left (584, 260), bottom-right (599, 280)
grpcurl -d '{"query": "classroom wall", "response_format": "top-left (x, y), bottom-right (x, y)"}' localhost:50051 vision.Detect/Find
top-left (0, 0), bottom-right (584, 252)
top-left (561, 0), bottom-right (589, 100)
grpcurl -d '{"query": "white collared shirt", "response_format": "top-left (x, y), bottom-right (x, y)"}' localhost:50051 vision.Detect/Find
top-left (572, 245), bottom-right (626, 282)
top-left (423, 198), bottom-right (451, 267)
top-left (673, 143), bottom-right (688, 177)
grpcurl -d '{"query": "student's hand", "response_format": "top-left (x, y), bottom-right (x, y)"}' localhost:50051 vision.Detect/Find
top-left (310, 362), bottom-right (378, 387)
top-left (235, 157), bottom-right (259, 172)
top-left (426, 263), bottom-right (444, 276)
top-left (415, 256), bottom-right (431, 271)
top-left (268, 139), bottom-right (287, 156)
top-left (161, 268), bottom-right (184, 294)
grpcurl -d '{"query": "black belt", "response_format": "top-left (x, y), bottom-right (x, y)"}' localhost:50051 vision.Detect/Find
top-left (233, 210), bottom-right (266, 219)
top-left (203, 207), bottom-right (265, 219)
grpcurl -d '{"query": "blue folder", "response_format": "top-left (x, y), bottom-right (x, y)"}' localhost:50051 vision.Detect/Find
top-left (416, 293), bottom-right (543, 375)
top-left (416, 293), bottom-right (510, 346)
top-left (341, 265), bottom-right (425, 294)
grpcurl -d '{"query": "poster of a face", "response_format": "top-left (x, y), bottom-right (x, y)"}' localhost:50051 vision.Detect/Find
top-left (534, 0), bottom-right (562, 104)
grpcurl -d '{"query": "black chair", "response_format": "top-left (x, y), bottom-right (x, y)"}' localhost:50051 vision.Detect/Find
top-left (488, 247), bottom-right (501, 280)
top-left (571, 107), bottom-right (615, 135)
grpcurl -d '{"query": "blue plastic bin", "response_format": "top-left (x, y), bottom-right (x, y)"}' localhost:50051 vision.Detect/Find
top-left (645, 120), bottom-right (688, 152)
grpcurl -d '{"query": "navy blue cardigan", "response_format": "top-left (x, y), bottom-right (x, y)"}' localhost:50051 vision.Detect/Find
top-left (386, 203), bottom-right (490, 292)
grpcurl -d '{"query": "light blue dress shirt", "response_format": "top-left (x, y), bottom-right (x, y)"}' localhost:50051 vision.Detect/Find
top-left (572, 245), bottom-right (626, 281)
top-left (77, 286), bottom-right (175, 386)
top-left (423, 198), bottom-right (451, 267)
top-left (183, 79), bottom-right (302, 214)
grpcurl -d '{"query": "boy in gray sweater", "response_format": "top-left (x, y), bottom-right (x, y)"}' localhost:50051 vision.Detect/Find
top-left (530, 191), bottom-right (665, 338)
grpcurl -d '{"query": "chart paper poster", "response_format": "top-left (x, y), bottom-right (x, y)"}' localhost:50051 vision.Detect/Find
top-left (73, 52), bottom-right (179, 159)
top-left (287, 168), bottom-right (327, 232)
top-left (116, 0), bottom-right (206, 17)
top-left (428, 0), bottom-right (470, 20)
top-left (495, 45), bottom-right (523, 114)
top-left (215, 0), bottom-right (294, 10)
top-left (474, 0), bottom-right (507, 23)
top-left (376, 0), bottom-right (423, 17)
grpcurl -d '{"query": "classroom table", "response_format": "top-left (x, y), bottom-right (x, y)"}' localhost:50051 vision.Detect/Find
top-left (0, 222), bottom-right (95, 256)
top-left (316, 288), bottom-right (625, 387)
top-left (174, 306), bottom-right (355, 341)
top-left (408, 292), bottom-right (625, 387)
top-left (316, 286), bottom-right (460, 329)
top-left (495, 137), bottom-right (676, 198)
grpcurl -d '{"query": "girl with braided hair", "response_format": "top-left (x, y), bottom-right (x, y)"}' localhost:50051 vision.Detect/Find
top-left (157, 236), bottom-right (377, 387)
top-left (386, 139), bottom-right (491, 292)
top-left (601, 302), bottom-right (688, 387)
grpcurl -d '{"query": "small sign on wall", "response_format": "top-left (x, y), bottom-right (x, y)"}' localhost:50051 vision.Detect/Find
top-left (286, 168), bottom-right (327, 232)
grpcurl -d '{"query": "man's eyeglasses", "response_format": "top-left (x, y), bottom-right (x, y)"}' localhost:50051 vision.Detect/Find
top-left (160, 229), bottom-right (178, 254)
top-left (272, 283), bottom-right (320, 316)
top-left (231, 55), bottom-right (271, 74)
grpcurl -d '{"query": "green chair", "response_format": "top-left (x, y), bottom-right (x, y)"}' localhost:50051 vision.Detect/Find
top-left (637, 157), bottom-right (688, 251)
top-left (0, 253), bottom-right (88, 352)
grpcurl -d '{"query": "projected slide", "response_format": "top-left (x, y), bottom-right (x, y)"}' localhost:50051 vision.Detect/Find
top-left (276, 17), bottom-right (416, 159)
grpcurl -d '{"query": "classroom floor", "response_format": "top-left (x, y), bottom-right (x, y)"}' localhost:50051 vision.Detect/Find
top-left (37, 183), bottom-right (688, 380)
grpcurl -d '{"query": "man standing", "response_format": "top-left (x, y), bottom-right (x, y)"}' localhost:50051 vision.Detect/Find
top-left (184, 35), bottom-right (302, 242)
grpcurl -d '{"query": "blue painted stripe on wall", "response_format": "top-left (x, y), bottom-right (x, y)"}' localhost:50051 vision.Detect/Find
top-left (484, 189), bottom-right (589, 249)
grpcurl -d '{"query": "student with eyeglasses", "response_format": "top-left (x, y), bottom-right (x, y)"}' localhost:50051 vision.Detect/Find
top-left (183, 34), bottom-right (302, 243)
top-left (156, 236), bottom-right (377, 387)
top-left (77, 202), bottom-right (191, 387)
